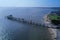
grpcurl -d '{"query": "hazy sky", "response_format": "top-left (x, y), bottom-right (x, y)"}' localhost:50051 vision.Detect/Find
top-left (0, 0), bottom-right (60, 7)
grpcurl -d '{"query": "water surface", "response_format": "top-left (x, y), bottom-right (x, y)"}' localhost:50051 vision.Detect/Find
top-left (0, 7), bottom-right (59, 40)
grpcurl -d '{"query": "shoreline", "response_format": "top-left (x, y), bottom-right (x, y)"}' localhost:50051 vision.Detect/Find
top-left (43, 14), bottom-right (57, 40)
top-left (48, 28), bottom-right (57, 40)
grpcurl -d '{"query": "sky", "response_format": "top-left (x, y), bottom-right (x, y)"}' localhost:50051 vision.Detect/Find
top-left (0, 0), bottom-right (60, 7)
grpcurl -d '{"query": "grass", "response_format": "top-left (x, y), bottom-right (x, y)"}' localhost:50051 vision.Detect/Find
top-left (48, 15), bottom-right (60, 20)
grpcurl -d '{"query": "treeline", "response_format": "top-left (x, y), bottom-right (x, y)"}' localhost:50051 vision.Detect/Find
top-left (51, 20), bottom-right (60, 25)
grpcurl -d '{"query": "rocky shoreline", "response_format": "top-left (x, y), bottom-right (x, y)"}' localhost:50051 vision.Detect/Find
top-left (43, 14), bottom-right (57, 40)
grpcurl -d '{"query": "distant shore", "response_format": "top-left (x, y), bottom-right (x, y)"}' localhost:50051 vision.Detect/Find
top-left (43, 14), bottom-right (57, 40)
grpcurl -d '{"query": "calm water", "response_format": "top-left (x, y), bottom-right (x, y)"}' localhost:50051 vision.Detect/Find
top-left (0, 7), bottom-right (59, 40)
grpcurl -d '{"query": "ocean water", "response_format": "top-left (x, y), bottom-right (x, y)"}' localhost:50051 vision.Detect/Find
top-left (0, 7), bottom-right (59, 40)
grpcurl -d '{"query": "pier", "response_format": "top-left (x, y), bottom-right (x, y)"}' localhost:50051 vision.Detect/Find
top-left (7, 15), bottom-right (43, 26)
top-left (6, 15), bottom-right (60, 29)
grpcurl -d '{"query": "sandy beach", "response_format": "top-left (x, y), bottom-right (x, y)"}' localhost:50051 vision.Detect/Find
top-left (48, 28), bottom-right (57, 40)
top-left (43, 14), bottom-right (57, 40)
